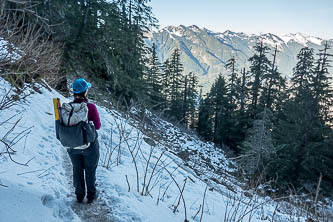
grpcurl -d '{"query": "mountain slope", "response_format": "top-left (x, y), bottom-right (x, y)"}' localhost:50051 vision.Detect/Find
top-left (0, 78), bottom-right (330, 221)
top-left (148, 25), bottom-right (333, 93)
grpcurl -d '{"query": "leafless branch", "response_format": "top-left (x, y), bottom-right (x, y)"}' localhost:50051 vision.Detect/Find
top-left (144, 150), bottom-right (165, 196)
top-left (173, 178), bottom-right (187, 214)
top-left (141, 145), bottom-right (153, 195)
top-left (0, 10), bottom-right (63, 88)
top-left (192, 204), bottom-right (201, 220)
top-left (163, 163), bottom-right (188, 222)
top-left (125, 174), bottom-right (130, 192)
top-left (199, 185), bottom-right (208, 222)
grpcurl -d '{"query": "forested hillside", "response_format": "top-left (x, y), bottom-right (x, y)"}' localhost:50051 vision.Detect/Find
top-left (1, 1), bottom-right (333, 221)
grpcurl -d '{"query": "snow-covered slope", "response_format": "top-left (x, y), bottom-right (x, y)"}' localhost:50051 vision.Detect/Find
top-left (0, 80), bottom-right (80, 222)
top-left (0, 78), bottom-right (326, 221)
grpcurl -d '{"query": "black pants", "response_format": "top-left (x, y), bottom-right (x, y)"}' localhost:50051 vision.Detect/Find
top-left (67, 139), bottom-right (100, 199)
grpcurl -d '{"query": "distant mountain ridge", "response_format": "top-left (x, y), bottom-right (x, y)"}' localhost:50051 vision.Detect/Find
top-left (147, 25), bottom-right (333, 93)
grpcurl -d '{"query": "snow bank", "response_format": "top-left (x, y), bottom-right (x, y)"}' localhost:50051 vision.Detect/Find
top-left (0, 37), bottom-right (22, 61)
top-left (0, 79), bottom-right (79, 222)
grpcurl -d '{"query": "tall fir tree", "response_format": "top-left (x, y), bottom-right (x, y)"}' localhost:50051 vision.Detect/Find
top-left (145, 43), bottom-right (164, 108)
top-left (260, 45), bottom-right (286, 111)
top-left (225, 57), bottom-right (238, 108)
top-left (237, 68), bottom-right (250, 116)
top-left (161, 59), bottom-right (172, 110)
top-left (208, 74), bottom-right (232, 147)
top-left (312, 42), bottom-right (333, 123)
top-left (233, 68), bottom-right (252, 151)
top-left (225, 59), bottom-right (250, 150)
top-left (182, 72), bottom-right (198, 128)
top-left (248, 40), bottom-right (272, 117)
top-left (168, 48), bottom-right (185, 121)
top-left (291, 47), bottom-right (315, 94)
top-left (197, 95), bottom-right (214, 141)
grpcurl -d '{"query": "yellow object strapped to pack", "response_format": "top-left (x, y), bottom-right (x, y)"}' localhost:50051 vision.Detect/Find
top-left (53, 98), bottom-right (61, 121)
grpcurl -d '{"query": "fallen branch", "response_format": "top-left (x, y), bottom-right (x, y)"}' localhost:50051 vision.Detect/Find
top-left (0, 183), bottom-right (8, 187)
top-left (17, 168), bottom-right (44, 176)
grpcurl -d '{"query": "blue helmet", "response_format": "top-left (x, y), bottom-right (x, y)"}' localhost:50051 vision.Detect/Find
top-left (72, 78), bottom-right (91, 94)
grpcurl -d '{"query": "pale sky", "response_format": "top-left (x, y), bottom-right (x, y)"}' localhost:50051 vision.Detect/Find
top-left (149, 0), bottom-right (333, 39)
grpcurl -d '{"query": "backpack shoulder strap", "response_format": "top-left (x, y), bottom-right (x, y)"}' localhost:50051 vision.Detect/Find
top-left (67, 103), bottom-right (74, 126)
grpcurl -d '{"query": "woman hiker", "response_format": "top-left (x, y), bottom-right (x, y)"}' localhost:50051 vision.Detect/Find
top-left (68, 78), bottom-right (101, 203)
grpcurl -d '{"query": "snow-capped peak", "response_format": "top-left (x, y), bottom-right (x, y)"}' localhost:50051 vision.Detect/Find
top-left (163, 25), bottom-right (186, 37)
top-left (188, 25), bottom-right (201, 32)
top-left (214, 29), bottom-right (250, 40)
top-left (223, 30), bottom-right (237, 35)
top-left (281, 33), bottom-right (323, 46)
top-left (161, 25), bottom-right (326, 48)
top-left (258, 33), bottom-right (285, 50)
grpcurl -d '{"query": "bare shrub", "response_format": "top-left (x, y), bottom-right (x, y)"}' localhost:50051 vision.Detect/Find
top-left (0, 115), bottom-right (32, 166)
top-left (0, 2), bottom-right (63, 180)
top-left (0, 78), bottom-right (33, 168)
top-left (0, 5), bottom-right (63, 88)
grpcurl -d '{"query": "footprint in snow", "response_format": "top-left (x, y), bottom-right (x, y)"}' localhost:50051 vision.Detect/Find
top-left (41, 194), bottom-right (55, 208)
top-left (41, 194), bottom-right (76, 222)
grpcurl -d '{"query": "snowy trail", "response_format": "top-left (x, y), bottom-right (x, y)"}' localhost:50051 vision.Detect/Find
top-left (0, 80), bottom-right (114, 222)
top-left (62, 144), bottom-right (113, 222)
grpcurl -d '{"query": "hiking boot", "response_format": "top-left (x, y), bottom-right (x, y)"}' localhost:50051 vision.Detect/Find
top-left (76, 194), bottom-right (84, 203)
top-left (87, 191), bottom-right (98, 204)
top-left (87, 196), bottom-right (95, 204)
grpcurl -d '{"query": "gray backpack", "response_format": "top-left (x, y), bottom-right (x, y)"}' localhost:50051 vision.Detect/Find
top-left (56, 102), bottom-right (96, 149)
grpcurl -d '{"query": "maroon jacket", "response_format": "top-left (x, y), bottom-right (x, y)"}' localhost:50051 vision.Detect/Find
top-left (73, 98), bottom-right (101, 130)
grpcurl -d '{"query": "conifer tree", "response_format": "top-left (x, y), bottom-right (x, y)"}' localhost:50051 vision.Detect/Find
top-left (291, 47), bottom-right (315, 94)
top-left (30, 0), bottom-right (157, 103)
top-left (312, 42), bottom-right (333, 123)
top-left (208, 74), bottom-right (231, 146)
top-left (145, 43), bottom-right (163, 108)
top-left (182, 72), bottom-right (198, 128)
top-left (225, 57), bottom-right (238, 108)
top-left (269, 46), bottom-right (333, 192)
top-left (260, 45), bottom-right (286, 111)
top-left (197, 95), bottom-right (213, 141)
top-left (161, 59), bottom-right (172, 110)
top-left (270, 89), bottom-right (324, 189)
top-left (188, 72), bottom-right (199, 128)
top-left (231, 67), bottom-right (252, 151)
top-left (237, 68), bottom-right (250, 116)
top-left (168, 48), bottom-right (185, 121)
top-left (225, 59), bottom-right (250, 150)
top-left (248, 40), bottom-right (272, 117)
